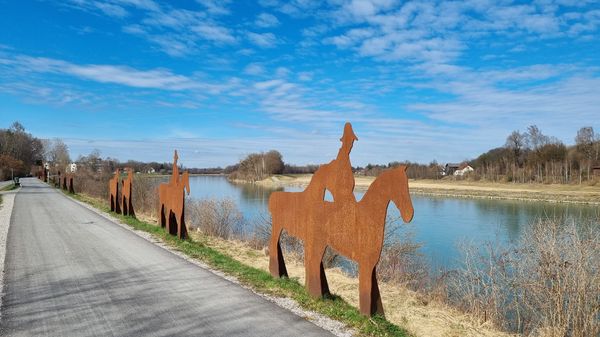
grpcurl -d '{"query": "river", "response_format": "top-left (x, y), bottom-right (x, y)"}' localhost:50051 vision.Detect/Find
top-left (186, 175), bottom-right (599, 270)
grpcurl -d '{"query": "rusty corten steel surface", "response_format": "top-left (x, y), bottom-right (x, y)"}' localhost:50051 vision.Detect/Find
top-left (268, 122), bottom-right (414, 317)
top-left (158, 150), bottom-right (190, 239)
top-left (55, 171), bottom-right (61, 188)
top-left (109, 169), bottom-right (121, 214)
top-left (121, 168), bottom-right (135, 217)
top-left (66, 174), bottom-right (75, 194)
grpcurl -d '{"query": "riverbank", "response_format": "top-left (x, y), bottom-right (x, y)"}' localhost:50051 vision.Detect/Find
top-left (196, 233), bottom-right (513, 337)
top-left (68, 187), bottom-right (512, 337)
top-left (257, 175), bottom-right (600, 205)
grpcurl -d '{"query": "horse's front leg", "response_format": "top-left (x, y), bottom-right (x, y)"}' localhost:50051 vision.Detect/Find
top-left (358, 263), bottom-right (384, 316)
top-left (269, 217), bottom-right (288, 278)
top-left (305, 244), bottom-right (330, 298)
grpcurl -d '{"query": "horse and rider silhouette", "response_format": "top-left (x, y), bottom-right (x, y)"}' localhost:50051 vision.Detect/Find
top-left (109, 169), bottom-right (121, 214)
top-left (108, 168), bottom-right (135, 216)
top-left (121, 168), bottom-right (135, 217)
top-left (268, 122), bottom-right (414, 316)
top-left (158, 150), bottom-right (190, 239)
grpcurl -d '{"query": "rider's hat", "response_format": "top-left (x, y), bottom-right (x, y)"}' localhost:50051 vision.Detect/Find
top-left (340, 122), bottom-right (358, 143)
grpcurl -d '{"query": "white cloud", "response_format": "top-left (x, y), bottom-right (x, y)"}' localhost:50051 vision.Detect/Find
top-left (4, 55), bottom-right (212, 91)
top-left (94, 2), bottom-right (128, 17)
top-left (192, 24), bottom-right (237, 44)
top-left (247, 32), bottom-right (277, 48)
top-left (255, 12), bottom-right (280, 28)
top-left (244, 63), bottom-right (265, 75)
top-left (196, 0), bottom-right (231, 15)
top-left (322, 1), bottom-right (598, 65)
top-left (298, 71), bottom-right (312, 81)
top-left (113, 0), bottom-right (160, 11)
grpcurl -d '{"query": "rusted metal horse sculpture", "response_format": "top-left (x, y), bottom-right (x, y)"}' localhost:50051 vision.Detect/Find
top-left (121, 168), bottom-right (135, 217)
top-left (268, 124), bottom-right (414, 316)
top-left (66, 174), bottom-right (75, 193)
top-left (158, 151), bottom-right (191, 239)
top-left (55, 171), bottom-right (61, 188)
top-left (62, 174), bottom-right (73, 193)
top-left (109, 169), bottom-right (121, 213)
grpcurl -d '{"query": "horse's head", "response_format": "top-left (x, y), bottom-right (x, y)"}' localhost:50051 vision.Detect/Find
top-left (385, 166), bottom-right (414, 223)
top-left (181, 171), bottom-right (191, 195)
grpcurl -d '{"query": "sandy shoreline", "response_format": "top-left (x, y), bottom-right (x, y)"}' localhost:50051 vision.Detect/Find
top-left (255, 174), bottom-right (600, 205)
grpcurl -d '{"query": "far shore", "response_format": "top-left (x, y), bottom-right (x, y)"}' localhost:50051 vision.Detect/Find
top-left (253, 174), bottom-right (600, 205)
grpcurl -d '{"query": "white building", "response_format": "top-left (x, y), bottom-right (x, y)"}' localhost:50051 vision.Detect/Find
top-left (66, 163), bottom-right (77, 173)
top-left (454, 164), bottom-right (474, 176)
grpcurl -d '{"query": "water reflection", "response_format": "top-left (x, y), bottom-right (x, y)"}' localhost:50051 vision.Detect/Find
top-left (185, 175), bottom-right (598, 269)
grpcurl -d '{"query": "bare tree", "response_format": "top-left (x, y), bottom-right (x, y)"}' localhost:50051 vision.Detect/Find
top-left (575, 127), bottom-right (595, 180)
top-left (526, 125), bottom-right (549, 151)
top-left (505, 130), bottom-right (526, 165)
top-left (47, 138), bottom-right (71, 169)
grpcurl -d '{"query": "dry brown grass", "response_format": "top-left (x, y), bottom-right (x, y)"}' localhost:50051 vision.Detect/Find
top-left (186, 198), bottom-right (244, 239)
top-left (449, 219), bottom-right (599, 337)
top-left (191, 231), bottom-right (513, 337)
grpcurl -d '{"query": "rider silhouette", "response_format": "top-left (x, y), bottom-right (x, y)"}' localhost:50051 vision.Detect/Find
top-left (170, 150), bottom-right (180, 185)
top-left (330, 122), bottom-right (358, 203)
top-left (314, 122), bottom-right (358, 204)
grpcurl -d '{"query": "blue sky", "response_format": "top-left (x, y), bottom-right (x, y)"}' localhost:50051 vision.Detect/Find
top-left (0, 0), bottom-right (599, 167)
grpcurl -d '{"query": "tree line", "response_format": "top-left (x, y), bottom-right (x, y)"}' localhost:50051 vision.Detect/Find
top-left (2, 121), bottom-right (599, 185)
top-left (0, 122), bottom-right (44, 180)
top-left (472, 125), bottom-right (599, 183)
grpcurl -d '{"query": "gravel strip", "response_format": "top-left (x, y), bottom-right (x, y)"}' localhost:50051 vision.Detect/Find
top-left (0, 189), bottom-right (17, 321)
top-left (66, 194), bottom-right (355, 337)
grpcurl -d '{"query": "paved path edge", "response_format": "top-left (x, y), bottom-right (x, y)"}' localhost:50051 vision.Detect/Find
top-left (0, 188), bottom-right (18, 322)
top-left (61, 191), bottom-right (355, 337)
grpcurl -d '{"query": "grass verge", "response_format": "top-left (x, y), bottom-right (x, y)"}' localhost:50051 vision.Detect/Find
top-left (65, 191), bottom-right (410, 337)
top-left (0, 183), bottom-right (18, 192)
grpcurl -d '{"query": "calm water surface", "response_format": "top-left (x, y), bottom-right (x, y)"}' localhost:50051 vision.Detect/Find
top-left (187, 175), bottom-right (599, 269)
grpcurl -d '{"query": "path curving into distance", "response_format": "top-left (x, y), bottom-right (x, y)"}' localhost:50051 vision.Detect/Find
top-left (0, 178), bottom-right (332, 336)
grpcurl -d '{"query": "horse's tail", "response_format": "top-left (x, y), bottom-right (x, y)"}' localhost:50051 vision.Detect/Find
top-left (268, 191), bottom-right (281, 214)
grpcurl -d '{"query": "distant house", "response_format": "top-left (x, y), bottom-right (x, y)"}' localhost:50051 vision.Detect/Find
top-left (593, 166), bottom-right (600, 177)
top-left (145, 167), bottom-right (156, 174)
top-left (66, 163), bottom-right (77, 173)
top-left (454, 163), bottom-right (474, 176)
top-left (444, 163), bottom-right (460, 176)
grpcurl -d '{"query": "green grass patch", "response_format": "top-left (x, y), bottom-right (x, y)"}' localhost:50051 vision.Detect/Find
top-left (65, 190), bottom-right (410, 337)
top-left (0, 183), bottom-right (18, 192)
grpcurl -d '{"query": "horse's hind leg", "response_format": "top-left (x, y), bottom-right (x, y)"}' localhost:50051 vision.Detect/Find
top-left (159, 204), bottom-right (166, 228)
top-left (178, 210), bottom-right (187, 240)
top-left (358, 264), bottom-right (384, 316)
top-left (305, 244), bottom-right (330, 298)
top-left (269, 218), bottom-right (288, 278)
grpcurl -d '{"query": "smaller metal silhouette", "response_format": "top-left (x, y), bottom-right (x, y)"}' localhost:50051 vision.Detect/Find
top-left (268, 123), bottom-right (414, 316)
top-left (55, 171), bottom-right (61, 188)
top-left (158, 151), bottom-right (191, 239)
top-left (109, 169), bottom-right (121, 214)
top-left (121, 168), bottom-right (135, 217)
top-left (65, 174), bottom-right (74, 193)
top-left (43, 167), bottom-right (48, 182)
